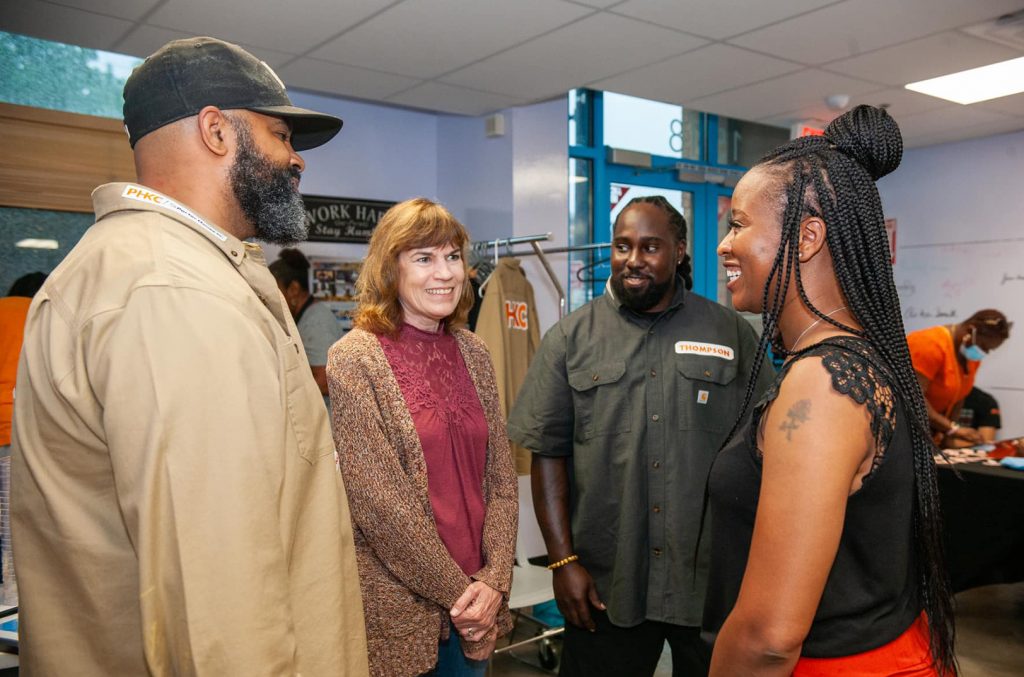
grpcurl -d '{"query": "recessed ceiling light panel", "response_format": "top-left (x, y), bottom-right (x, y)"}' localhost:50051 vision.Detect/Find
top-left (905, 56), bottom-right (1024, 105)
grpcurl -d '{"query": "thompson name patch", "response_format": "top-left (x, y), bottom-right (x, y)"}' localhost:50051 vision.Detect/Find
top-left (675, 341), bottom-right (734, 360)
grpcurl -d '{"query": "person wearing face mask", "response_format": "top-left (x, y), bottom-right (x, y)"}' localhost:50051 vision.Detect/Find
top-left (907, 309), bottom-right (1011, 447)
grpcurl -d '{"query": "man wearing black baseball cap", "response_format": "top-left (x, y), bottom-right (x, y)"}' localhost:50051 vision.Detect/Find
top-left (11, 37), bottom-right (369, 676)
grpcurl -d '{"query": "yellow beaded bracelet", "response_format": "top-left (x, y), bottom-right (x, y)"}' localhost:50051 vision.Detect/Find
top-left (547, 554), bottom-right (579, 570)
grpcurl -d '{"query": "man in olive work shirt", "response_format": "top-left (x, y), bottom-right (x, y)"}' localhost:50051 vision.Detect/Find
top-left (508, 197), bottom-right (771, 676)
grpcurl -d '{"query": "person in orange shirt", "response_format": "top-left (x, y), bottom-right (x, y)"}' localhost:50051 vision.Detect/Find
top-left (0, 272), bottom-right (47, 451)
top-left (907, 309), bottom-right (1011, 447)
top-left (1, 271), bottom-right (47, 601)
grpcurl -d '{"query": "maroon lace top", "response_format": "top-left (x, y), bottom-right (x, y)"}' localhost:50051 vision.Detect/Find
top-left (378, 323), bottom-right (489, 576)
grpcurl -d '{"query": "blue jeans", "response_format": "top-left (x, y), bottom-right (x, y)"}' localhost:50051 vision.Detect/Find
top-left (422, 634), bottom-right (488, 677)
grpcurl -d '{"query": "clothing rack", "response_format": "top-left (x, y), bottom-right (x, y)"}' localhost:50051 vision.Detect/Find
top-left (472, 234), bottom-right (612, 318)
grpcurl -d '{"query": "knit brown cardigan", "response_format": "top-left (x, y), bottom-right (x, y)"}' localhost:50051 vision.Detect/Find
top-left (328, 327), bottom-right (518, 677)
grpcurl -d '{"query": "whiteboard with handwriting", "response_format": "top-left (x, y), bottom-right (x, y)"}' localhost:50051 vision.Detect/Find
top-left (893, 241), bottom-right (1024, 437)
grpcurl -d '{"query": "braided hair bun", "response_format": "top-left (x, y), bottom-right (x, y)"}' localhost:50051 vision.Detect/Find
top-left (823, 105), bottom-right (903, 181)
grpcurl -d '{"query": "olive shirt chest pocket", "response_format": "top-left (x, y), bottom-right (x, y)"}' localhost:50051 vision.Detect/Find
top-left (676, 357), bottom-right (739, 433)
top-left (567, 360), bottom-right (632, 439)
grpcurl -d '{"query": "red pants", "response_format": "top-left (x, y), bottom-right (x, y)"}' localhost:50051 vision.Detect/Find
top-left (793, 613), bottom-right (940, 676)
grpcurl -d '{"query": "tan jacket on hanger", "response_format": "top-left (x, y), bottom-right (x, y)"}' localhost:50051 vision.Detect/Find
top-left (475, 258), bottom-right (541, 474)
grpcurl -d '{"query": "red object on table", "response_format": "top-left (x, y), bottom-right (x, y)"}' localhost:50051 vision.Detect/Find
top-left (987, 439), bottom-right (1022, 460)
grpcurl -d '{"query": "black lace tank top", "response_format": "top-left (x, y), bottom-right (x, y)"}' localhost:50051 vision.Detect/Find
top-left (702, 336), bottom-right (921, 657)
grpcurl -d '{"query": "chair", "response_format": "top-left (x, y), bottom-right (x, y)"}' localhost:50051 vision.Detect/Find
top-left (492, 475), bottom-right (563, 671)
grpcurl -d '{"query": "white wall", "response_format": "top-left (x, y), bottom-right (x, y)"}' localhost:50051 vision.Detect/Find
top-left (264, 91), bottom-right (570, 340)
top-left (512, 98), bottom-right (569, 334)
top-left (436, 113), bottom-right (514, 242)
top-left (882, 129), bottom-right (1024, 436)
top-left (292, 89), bottom-right (439, 203)
top-left (263, 90), bottom-right (440, 264)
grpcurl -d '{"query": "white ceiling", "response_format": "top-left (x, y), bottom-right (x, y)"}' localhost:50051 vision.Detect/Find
top-left (3, 0), bottom-right (1024, 148)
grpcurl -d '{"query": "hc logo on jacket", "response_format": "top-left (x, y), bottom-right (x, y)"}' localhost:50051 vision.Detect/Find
top-left (505, 301), bottom-right (529, 331)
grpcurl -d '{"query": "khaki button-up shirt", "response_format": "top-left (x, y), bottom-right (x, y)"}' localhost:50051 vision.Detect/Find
top-left (12, 183), bottom-right (368, 676)
top-left (508, 281), bottom-right (773, 627)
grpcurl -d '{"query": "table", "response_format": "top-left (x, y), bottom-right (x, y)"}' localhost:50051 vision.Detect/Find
top-left (937, 462), bottom-right (1024, 592)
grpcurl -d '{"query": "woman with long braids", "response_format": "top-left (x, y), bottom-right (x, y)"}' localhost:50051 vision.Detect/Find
top-left (702, 105), bottom-right (956, 675)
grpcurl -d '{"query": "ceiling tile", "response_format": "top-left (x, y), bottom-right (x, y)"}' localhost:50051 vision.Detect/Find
top-left (729, 0), bottom-right (1024, 65)
top-left (846, 88), bottom-right (953, 119)
top-left (612, 0), bottom-right (838, 40)
top-left (277, 58), bottom-right (421, 101)
top-left (590, 43), bottom-right (802, 104)
top-left (569, 0), bottom-right (625, 7)
top-left (689, 68), bottom-right (880, 121)
top-left (112, 25), bottom-right (196, 58)
top-left (310, 0), bottom-right (592, 79)
top-left (441, 13), bottom-right (707, 101)
top-left (0, 0), bottom-right (133, 51)
top-left (146, 0), bottom-right (395, 55)
top-left (386, 81), bottom-right (519, 116)
top-left (973, 91), bottom-right (1024, 118)
top-left (825, 30), bottom-right (1022, 86)
top-left (760, 88), bottom-right (952, 128)
top-left (894, 105), bottom-right (1017, 142)
top-left (113, 25), bottom-right (298, 68)
top-left (6, 0), bottom-right (1024, 144)
top-left (45, 0), bottom-right (163, 22)
top-left (906, 114), bottom-right (1024, 148)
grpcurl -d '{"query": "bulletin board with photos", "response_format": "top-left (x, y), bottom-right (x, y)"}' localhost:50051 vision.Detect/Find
top-left (310, 257), bottom-right (361, 332)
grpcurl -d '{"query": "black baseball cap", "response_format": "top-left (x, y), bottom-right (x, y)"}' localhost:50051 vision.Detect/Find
top-left (123, 37), bottom-right (342, 151)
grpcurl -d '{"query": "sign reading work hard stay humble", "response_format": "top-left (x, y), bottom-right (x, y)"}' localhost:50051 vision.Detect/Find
top-left (302, 195), bottom-right (395, 243)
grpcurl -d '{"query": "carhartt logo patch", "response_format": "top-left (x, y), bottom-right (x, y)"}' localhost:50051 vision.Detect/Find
top-left (697, 390), bottom-right (710, 404)
top-left (674, 341), bottom-right (734, 360)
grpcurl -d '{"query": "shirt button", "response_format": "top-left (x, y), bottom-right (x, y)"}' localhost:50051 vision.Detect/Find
top-left (651, 414), bottom-right (660, 422)
top-left (704, 369), bottom-right (712, 377)
top-left (653, 461), bottom-right (661, 469)
top-left (653, 505), bottom-right (661, 513)
top-left (653, 548), bottom-right (662, 556)
top-left (650, 369), bottom-right (656, 377)
top-left (648, 329), bottom-right (655, 335)
top-left (230, 250), bottom-right (238, 257)
top-left (592, 374), bottom-right (599, 382)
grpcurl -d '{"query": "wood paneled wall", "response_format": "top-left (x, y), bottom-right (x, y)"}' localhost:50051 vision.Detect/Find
top-left (0, 102), bottom-right (136, 213)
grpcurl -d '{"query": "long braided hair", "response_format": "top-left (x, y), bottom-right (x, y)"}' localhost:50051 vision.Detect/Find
top-left (724, 105), bottom-right (957, 674)
top-left (617, 195), bottom-right (693, 290)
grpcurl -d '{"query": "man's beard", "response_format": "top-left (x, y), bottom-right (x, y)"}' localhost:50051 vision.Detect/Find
top-left (611, 273), bottom-right (673, 312)
top-left (229, 120), bottom-right (308, 245)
